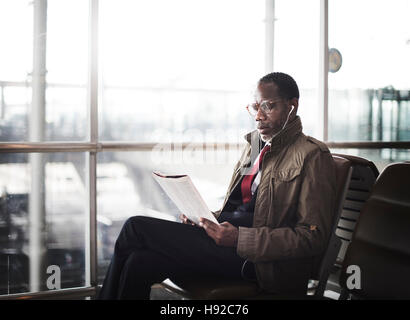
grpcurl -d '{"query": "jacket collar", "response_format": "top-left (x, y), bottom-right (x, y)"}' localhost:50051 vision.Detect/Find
top-left (244, 116), bottom-right (303, 153)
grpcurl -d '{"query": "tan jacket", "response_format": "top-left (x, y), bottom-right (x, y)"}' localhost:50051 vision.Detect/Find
top-left (216, 116), bottom-right (337, 294)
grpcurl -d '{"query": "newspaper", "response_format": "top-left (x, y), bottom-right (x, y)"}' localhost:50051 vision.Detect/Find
top-left (152, 171), bottom-right (219, 225)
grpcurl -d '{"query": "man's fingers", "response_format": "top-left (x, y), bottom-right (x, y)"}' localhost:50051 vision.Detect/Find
top-left (200, 218), bottom-right (238, 247)
top-left (200, 218), bottom-right (221, 242)
top-left (199, 218), bottom-right (218, 232)
top-left (180, 214), bottom-right (196, 226)
top-left (202, 224), bottom-right (217, 239)
top-left (220, 221), bottom-right (234, 229)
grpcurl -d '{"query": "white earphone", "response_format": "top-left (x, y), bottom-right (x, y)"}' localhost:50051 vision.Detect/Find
top-left (281, 105), bottom-right (295, 130)
top-left (265, 104), bottom-right (295, 141)
top-left (288, 105), bottom-right (295, 116)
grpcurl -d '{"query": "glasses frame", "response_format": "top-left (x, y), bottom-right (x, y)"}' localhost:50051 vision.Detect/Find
top-left (246, 98), bottom-right (286, 117)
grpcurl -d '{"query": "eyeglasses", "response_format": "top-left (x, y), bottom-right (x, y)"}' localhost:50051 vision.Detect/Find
top-left (246, 99), bottom-right (285, 117)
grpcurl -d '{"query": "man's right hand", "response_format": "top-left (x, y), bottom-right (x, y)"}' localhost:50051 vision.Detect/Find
top-left (179, 214), bottom-right (197, 226)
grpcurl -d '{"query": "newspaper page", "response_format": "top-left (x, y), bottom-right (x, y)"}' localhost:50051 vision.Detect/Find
top-left (152, 172), bottom-right (219, 225)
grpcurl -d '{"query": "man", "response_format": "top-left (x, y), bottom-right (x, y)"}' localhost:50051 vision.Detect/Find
top-left (98, 72), bottom-right (336, 299)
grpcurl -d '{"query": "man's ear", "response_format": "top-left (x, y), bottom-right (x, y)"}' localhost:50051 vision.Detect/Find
top-left (290, 98), bottom-right (299, 112)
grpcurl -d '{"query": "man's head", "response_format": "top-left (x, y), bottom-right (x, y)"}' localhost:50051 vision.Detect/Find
top-left (249, 72), bottom-right (299, 142)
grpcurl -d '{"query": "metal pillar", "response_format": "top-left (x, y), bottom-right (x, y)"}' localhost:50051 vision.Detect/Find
top-left (85, 0), bottom-right (99, 288)
top-left (319, 0), bottom-right (329, 141)
top-left (396, 97), bottom-right (401, 141)
top-left (1, 85), bottom-right (5, 119)
top-left (29, 0), bottom-right (47, 292)
top-left (265, 0), bottom-right (275, 74)
top-left (376, 88), bottom-right (383, 141)
top-left (367, 89), bottom-right (374, 141)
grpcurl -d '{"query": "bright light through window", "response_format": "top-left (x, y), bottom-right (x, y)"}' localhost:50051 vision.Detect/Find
top-left (99, 0), bottom-right (265, 142)
top-left (329, 0), bottom-right (410, 142)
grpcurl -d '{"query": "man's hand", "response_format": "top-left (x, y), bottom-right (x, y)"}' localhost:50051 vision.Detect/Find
top-left (180, 214), bottom-right (196, 226)
top-left (199, 218), bottom-right (239, 247)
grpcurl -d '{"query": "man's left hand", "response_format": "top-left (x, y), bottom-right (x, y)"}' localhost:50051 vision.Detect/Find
top-left (199, 218), bottom-right (239, 247)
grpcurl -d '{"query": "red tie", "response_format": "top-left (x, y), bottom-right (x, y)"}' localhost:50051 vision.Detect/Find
top-left (241, 144), bottom-right (271, 204)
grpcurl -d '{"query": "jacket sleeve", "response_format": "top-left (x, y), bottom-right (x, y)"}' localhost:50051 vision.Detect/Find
top-left (236, 149), bottom-right (337, 262)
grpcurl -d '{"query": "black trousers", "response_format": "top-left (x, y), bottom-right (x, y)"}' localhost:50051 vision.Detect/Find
top-left (98, 216), bottom-right (251, 300)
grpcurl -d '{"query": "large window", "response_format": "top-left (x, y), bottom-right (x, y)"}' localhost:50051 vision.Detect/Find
top-left (0, 152), bottom-right (87, 294)
top-left (99, 0), bottom-right (265, 143)
top-left (97, 0), bottom-right (265, 285)
top-left (328, 0), bottom-right (410, 142)
top-left (273, 0), bottom-right (320, 138)
top-left (0, 0), bottom-right (266, 298)
top-left (0, 0), bottom-right (409, 299)
top-left (0, 0), bottom-right (88, 142)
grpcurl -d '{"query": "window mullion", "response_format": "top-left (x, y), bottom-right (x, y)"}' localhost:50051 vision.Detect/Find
top-left (319, 0), bottom-right (329, 141)
top-left (85, 0), bottom-right (99, 288)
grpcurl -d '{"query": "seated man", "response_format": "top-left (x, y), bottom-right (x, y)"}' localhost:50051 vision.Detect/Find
top-left (98, 72), bottom-right (337, 299)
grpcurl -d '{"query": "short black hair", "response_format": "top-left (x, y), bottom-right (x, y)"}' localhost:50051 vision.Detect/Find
top-left (258, 72), bottom-right (299, 100)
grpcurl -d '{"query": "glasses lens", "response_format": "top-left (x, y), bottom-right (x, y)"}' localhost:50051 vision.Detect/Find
top-left (247, 99), bottom-right (284, 116)
top-left (247, 103), bottom-right (258, 116)
top-left (262, 100), bottom-right (280, 113)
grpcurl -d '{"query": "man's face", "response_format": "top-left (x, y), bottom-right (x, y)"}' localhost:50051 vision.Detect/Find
top-left (253, 82), bottom-right (295, 142)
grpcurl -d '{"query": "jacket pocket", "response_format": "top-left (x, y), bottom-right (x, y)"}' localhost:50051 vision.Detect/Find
top-left (270, 167), bottom-right (303, 226)
top-left (272, 167), bottom-right (302, 182)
